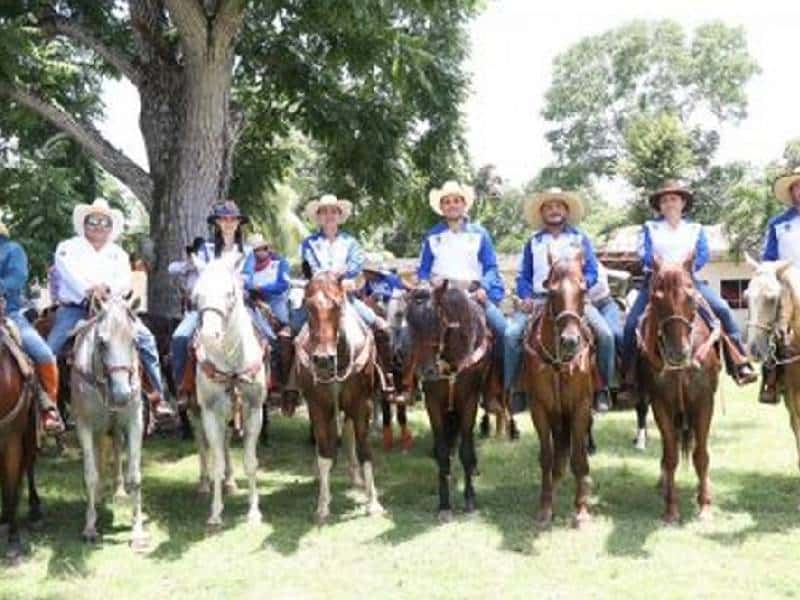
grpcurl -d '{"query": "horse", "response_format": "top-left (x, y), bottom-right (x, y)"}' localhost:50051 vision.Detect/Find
top-left (191, 256), bottom-right (267, 527)
top-left (744, 255), bottom-right (800, 507)
top-left (295, 272), bottom-right (383, 524)
top-left (0, 302), bottom-right (42, 562)
top-left (521, 251), bottom-right (594, 527)
top-left (636, 255), bottom-right (721, 523)
top-left (405, 279), bottom-right (491, 521)
top-left (70, 294), bottom-right (148, 548)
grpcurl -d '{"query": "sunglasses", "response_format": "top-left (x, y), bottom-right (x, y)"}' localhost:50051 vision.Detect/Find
top-left (84, 216), bottom-right (113, 229)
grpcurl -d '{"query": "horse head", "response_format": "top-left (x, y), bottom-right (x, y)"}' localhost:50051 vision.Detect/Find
top-left (88, 294), bottom-right (140, 407)
top-left (193, 255), bottom-right (245, 347)
top-left (743, 253), bottom-right (793, 361)
top-left (545, 246), bottom-right (587, 361)
top-left (649, 253), bottom-right (697, 368)
top-left (304, 271), bottom-right (346, 380)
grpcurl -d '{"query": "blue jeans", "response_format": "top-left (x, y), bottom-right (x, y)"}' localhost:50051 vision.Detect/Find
top-left (503, 304), bottom-right (610, 391)
top-left (248, 294), bottom-right (290, 342)
top-left (485, 301), bottom-right (507, 372)
top-left (171, 311), bottom-right (199, 385)
top-left (9, 310), bottom-right (55, 365)
top-left (593, 297), bottom-right (623, 389)
top-left (47, 304), bottom-right (164, 395)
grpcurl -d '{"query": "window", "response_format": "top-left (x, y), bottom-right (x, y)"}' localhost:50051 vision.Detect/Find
top-left (720, 279), bottom-right (750, 309)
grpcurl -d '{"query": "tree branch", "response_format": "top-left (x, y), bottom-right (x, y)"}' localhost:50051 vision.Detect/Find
top-left (212, 0), bottom-right (246, 56)
top-left (38, 14), bottom-right (144, 86)
top-left (0, 82), bottom-right (154, 208)
top-left (164, 0), bottom-right (209, 56)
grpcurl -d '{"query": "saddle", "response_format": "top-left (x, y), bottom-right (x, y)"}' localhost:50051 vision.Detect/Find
top-left (0, 318), bottom-right (34, 379)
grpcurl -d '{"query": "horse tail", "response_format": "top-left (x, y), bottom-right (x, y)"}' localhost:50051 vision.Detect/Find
top-left (445, 410), bottom-right (459, 452)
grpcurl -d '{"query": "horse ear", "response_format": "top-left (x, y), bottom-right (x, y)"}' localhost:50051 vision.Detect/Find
top-left (682, 251), bottom-right (695, 273)
top-left (130, 296), bottom-right (141, 313)
top-left (744, 252), bottom-right (760, 270)
top-left (123, 289), bottom-right (134, 301)
top-left (90, 294), bottom-right (104, 314)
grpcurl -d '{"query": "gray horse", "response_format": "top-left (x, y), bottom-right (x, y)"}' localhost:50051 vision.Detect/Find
top-left (71, 295), bottom-right (146, 549)
top-left (192, 256), bottom-right (266, 527)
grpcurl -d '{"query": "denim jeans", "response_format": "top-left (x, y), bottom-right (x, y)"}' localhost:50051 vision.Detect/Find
top-left (9, 310), bottom-right (55, 365)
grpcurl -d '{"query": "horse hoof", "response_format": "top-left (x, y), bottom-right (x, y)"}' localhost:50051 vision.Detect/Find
top-left (437, 509), bottom-right (454, 523)
top-left (662, 513), bottom-right (680, 526)
top-left (130, 536), bottom-right (150, 553)
top-left (536, 509), bottom-right (553, 527)
top-left (573, 511), bottom-right (591, 529)
top-left (247, 511), bottom-right (263, 526)
top-left (82, 530), bottom-right (99, 544)
top-left (698, 506), bottom-right (713, 522)
top-left (367, 501), bottom-right (385, 517)
top-left (633, 435), bottom-right (647, 452)
top-left (315, 512), bottom-right (330, 526)
top-left (5, 545), bottom-right (24, 566)
top-left (206, 517), bottom-right (223, 531)
top-left (223, 479), bottom-right (239, 495)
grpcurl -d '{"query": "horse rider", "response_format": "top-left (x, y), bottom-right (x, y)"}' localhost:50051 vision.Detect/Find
top-left (393, 181), bottom-right (507, 402)
top-left (588, 263), bottom-right (624, 412)
top-left (243, 232), bottom-right (291, 341)
top-left (285, 193), bottom-right (397, 400)
top-left (46, 199), bottom-right (173, 419)
top-left (0, 221), bottom-right (65, 433)
top-left (619, 180), bottom-right (757, 400)
top-left (170, 200), bottom-right (253, 390)
top-left (503, 187), bottom-right (615, 410)
top-left (758, 166), bottom-right (800, 403)
top-left (168, 236), bottom-right (206, 313)
top-left (359, 260), bottom-right (408, 308)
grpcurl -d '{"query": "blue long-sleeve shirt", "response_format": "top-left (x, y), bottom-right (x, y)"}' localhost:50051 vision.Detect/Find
top-left (300, 230), bottom-right (364, 279)
top-left (515, 225), bottom-right (599, 300)
top-left (417, 221), bottom-right (505, 304)
top-left (638, 218), bottom-right (709, 273)
top-left (0, 236), bottom-right (29, 314)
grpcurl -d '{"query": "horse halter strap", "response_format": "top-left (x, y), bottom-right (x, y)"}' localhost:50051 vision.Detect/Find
top-left (529, 303), bottom-right (591, 370)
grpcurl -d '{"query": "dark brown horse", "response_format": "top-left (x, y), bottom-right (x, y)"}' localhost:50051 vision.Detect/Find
top-left (0, 304), bottom-right (42, 561)
top-left (522, 253), bottom-right (594, 527)
top-left (296, 272), bottom-right (383, 523)
top-left (405, 280), bottom-right (491, 521)
top-left (637, 255), bottom-right (720, 523)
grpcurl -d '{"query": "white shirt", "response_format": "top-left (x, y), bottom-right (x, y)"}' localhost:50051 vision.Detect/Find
top-left (527, 231), bottom-right (584, 296)
top-left (54, 236), bottom-right (132, 304)
top-left (427, 228), bottom-right (483, 282)
top-left (775, 212), bottom-right (800, 267)
top-left (642, 220), bottom-right (702, 264)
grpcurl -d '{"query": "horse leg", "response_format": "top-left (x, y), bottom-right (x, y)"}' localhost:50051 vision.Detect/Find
top-left (652, 401), bottom-right (679, 524)
top-left (552, 416), bottom-right (570, 485)
top-left (311, 399), bottom-right (336, 524)
top-left (427, 397), bottom-right (453, 522)
top-left (223, 426), bottom-right (238, 495)
top-left (693, 402), bottom-right (713, 521)
top-left (243, 399), bottom-right (264, 525)
top-left (202, 406), bottom-right (227, 527)
top-left (571, 404), bottom-right (592, 528)
top-left (1, 434), bottom-right (25, 561)
top-left (397, 404), bottom-right (413, 452)
top-left (381, 397), bottom-right (393, 451)
top-left (25, 428), bottom-right (43, 526)
top-left (531, 405), bottom-right (554, 525)
top-left (112, 430), bottom-right (127, 501)
top-left (459, 397), bottom-right (479, 514)
top-left (633, 397), bottom-right (649, 451)
top-left (76, 424), bottom-right (100, 542)
top-left (127, 405), bottom-right (147, 550)
top-left (344, 418), bottom-right (364, 488)
top-left (353, 400), bottom-right (383, 516)
top-left (190, 406), bottom-right (211, 495)
top-left (787, 390), bottom-right (800, 511)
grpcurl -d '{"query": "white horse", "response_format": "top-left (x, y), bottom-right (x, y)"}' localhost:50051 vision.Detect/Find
top-left (71, 295), bottom-right (146, 549)
top-left (192, 256), bottom-right (267, 527)
top-left (744, 255), bottom-right (800, 509)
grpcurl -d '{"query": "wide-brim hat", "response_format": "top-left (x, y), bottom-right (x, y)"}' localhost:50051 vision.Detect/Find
top-left (524, 188), bottom-right (585, 228)
top-left (428, 181), bottom-right (475, 216)
top-left (362, 259), bottom-right (388, 276)
top-left (246, 233), bottom-right (270, 250)
top-left (304, 194), bottom-right (352, 224)
top-left (72, 199), bottom-right (125, 241)
top-left (207, 200), bottom-right (250, 225)
top-left (773, 167), bottom-right (800, 204)
top-left (648, 180), bottom-right (694, 213)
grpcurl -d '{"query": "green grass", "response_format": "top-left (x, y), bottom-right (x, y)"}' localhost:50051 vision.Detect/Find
top-left (3, 378), bottom-right (800, 600)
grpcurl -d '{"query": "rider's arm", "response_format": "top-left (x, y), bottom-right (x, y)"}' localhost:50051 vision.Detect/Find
top-left (638, 224), bottom-right (653, 271)
top-left (54, 239), bottom-right (95, 301)
top-left (344, 237), bottom-right (364, 279)
top-left (694, 227), bottom-right (710, 272)
top-left (580, 233), bottom-right (599, 289)
top-left (417, 235), bottom-right (433, 281)
top-left (0, 242), bottom-right (28, 297)
top-left (107, 246), bottom-right (133, 297)
top-left (477, 228), bottom-right (505, 303)
top-left (261, 258), bottom-right (291, 296)
top-left (515, 238), bottom-right (534, 300)
top-left (762, 219), bottom-right (779, 261)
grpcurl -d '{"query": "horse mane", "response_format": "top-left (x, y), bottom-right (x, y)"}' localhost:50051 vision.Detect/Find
top-left (779, 265), bottom-right (800, 333)
top-left (440, 287), bottom-right (483, 357)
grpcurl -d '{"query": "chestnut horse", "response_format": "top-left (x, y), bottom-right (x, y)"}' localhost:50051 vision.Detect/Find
top-left (637, 255), bottom-right (720, 523)
top-left (405, 280), bottom-right (491, 521)
top-left (0, 306), bottom-right (41, 562)
top-left (296, 272), bottom-right (383, 523)
top-left (521, 253), bottom-right (594, 527)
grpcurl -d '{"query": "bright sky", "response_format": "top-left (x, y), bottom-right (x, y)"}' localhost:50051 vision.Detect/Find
top-left (100, 0), bottom-right (800, 192)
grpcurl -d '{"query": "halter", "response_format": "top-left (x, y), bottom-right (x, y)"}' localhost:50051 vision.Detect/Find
top-left (655, 314), bottom-right (696, 370)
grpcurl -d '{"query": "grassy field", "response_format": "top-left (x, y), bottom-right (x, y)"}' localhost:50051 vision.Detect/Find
top-left (2, 379), bottom-right (800, 600)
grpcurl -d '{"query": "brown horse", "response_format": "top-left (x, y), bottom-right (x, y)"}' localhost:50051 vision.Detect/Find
top-left (296, 272), bottom-right (383, 523)
top-left (637, 255), bottom-right (720, 523)
top-left (0, 304), bottom-right (42, 561)
top-left (522, 253), bottom-right (594, 527)
top-left (405, 280), bottom-right (491, 521)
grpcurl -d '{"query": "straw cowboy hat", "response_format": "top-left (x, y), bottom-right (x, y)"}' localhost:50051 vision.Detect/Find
top-left (246, 233), bottom-right (270, 250)
top-left (428, 180), bottom-right (475, 216)
top-left (0, 222), bottom-right (8, 237)
top-left (524, 187), bottom-right (585, 228)
top-left (773, 167), bottom-right (800, 204)
top-left (304, 194), bottom-right (352, 224)
top-left (648, 180), bottom-right (694, 213)
top-left (72, 198), bottom-right (125, 241)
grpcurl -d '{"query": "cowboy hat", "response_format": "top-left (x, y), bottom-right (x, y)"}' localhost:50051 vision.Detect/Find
top-left (304, 194), bottom-right (352, 224)
top-left (524, 187), bottom-right (585, 228)
top-left (773, 167), bottom-right (800, 204)
top-left (648, 180), bottom-right (694, 213)
top-left (362, 259), bottom-right (389, 276)
top-left (72, 199), bottom-right (125, 241)
top-left (246, 232), bottom-right (270, 250)
top-left (428, 181), bottom-right (475, 216)
top-left (207, 200), bottom-right (250, 225)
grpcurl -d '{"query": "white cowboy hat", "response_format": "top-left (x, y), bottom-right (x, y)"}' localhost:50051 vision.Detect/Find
top-left (428, 180), bottom-right (475, 216)
top-left (72, 198), bottom-right (125, 241)
top-left (246, 232), bottom-right (270, 250)
top-left (304, 194), bottom-right (352, 224)
top-left (524, 187), bottom-right (585, 228)
top-left (773, 167), bottom-right (800, 204)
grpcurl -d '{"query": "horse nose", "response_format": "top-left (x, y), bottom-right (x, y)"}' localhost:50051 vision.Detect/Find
top-left (108, 380), bottom-right (132, 407)
top-left (312, 353), bottom-right (335, 372)
top-left (560, 333), bottom-right (579, 354)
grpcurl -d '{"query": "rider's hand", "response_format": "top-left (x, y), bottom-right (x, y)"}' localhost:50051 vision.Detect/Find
top-left (472, 287), bottom-right (488, 306)
top-left (519, 298), bottom-right (534, 314)
top-left (341, 278), bottom-right (356, 293)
